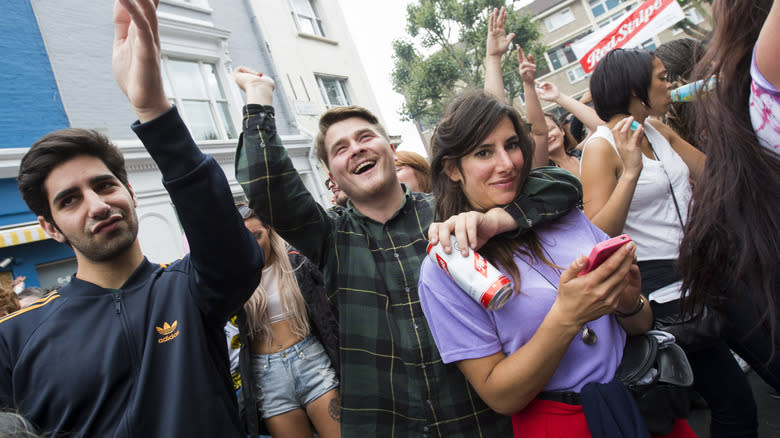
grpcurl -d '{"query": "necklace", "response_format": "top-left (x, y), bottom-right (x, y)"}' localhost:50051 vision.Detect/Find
top-left (581, 326), bottom-right (598, 345)
top-left (527, 248), bottom-right (598, 346)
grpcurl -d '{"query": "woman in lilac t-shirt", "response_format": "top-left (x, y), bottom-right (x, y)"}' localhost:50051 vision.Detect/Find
top-left (418, 91), bottom-right (668, 438)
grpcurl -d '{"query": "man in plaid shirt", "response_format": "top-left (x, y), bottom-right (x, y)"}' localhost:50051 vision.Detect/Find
top-left (233, 67), bottom-right (581, 437)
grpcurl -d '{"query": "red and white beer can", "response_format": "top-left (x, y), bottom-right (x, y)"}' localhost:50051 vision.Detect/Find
top-left (426, 236), bottom-right (514, 310)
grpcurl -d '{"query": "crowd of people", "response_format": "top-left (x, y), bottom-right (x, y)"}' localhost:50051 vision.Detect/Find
top-left (0, 0), bottom-right (778, 437)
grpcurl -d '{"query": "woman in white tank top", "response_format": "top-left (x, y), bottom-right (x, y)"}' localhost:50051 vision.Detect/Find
top-left (581, 48), bottom-right (758, 437)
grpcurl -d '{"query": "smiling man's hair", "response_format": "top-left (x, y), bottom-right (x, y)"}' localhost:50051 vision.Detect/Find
top-left (316, 105), bottom-right (389, 168)
top-left (18, 128), bottom-right (130, 223)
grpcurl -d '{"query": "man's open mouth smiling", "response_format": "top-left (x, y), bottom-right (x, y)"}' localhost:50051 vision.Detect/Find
top-left (353, 160), bottom-right (376, 174)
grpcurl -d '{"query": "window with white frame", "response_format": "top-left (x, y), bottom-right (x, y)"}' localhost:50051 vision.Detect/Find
top-left (290, 0), bottom-right (325, 37)
top-left (640, 38), bottom-right (657, 51)
top-left (547, 40), bottom-right (579, 71)
top-left (316, 76), bottom-right (351, 108)
top-left (589, 0), bottom-right (625, 18)
top-left (567, 65), bottom-right (588, 83)
top-left (544, 8), bottom-right (575, 32)
top-left (161, 57), bottom-right (237, 140)
top-left (161, 0), bottom-right (210, 9)
top-left (684, 6), bottom-right (705, 24)
top-left (597, 7), bottom-right (630, 28)
top-left (672, 7), bottom-right (706, 34)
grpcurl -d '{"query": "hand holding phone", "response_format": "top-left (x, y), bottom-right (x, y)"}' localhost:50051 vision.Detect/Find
top-left (578, 234), bottom-right (632, 277)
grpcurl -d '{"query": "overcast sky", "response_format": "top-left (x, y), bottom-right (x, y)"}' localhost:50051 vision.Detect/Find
top-left (334, 0), bottom-right (536, 158)
top-left (335, 0), bottom-right (426, 156)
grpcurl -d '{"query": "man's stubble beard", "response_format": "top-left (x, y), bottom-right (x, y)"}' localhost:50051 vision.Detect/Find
top-left (68, 211), bottom-right (140, 263)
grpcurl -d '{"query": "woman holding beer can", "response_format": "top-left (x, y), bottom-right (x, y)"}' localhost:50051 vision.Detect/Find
top-left (417, 90), bottom-right (695, 437)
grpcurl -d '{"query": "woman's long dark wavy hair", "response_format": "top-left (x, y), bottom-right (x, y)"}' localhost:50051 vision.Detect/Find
top-left (430, 90), bottom-right (546, 292)
top-left (680, 0), bottom-right (780, 347)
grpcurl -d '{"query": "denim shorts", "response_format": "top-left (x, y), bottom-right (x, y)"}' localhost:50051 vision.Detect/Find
top-left (251, 336), bottom-right (339, 418)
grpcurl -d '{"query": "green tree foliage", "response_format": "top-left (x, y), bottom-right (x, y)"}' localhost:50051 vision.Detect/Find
top-left (392, 0), bottom-right (544, 128)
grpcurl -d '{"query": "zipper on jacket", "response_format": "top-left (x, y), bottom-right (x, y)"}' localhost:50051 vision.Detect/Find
top-left (114, 292), bottom-right (121, 314)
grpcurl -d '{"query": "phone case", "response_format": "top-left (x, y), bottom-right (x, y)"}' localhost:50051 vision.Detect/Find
top-left (578, 234), bottom-right (632, 277)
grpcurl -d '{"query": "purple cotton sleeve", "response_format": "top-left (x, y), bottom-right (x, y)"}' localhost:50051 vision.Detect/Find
top-left (418, 258), bottom-right (504, 364)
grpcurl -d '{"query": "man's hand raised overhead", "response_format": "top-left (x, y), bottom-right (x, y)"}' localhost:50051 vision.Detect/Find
top-left (112, 0), bottom-right (171, 123)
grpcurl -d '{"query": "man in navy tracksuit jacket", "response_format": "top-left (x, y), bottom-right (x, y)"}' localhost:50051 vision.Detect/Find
top-left (0, 0), bottom-right (263, 436)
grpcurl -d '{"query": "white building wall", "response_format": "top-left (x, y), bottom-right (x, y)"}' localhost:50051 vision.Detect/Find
top-left (248, 0), bottom-right (385, 139)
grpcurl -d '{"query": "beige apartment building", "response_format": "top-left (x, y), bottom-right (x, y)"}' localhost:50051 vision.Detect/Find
top-left (517, 0), bottom-right (710, 116)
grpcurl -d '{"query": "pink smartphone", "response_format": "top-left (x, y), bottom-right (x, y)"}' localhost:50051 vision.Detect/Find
top-left (578, 234), bottom-right (632, 277)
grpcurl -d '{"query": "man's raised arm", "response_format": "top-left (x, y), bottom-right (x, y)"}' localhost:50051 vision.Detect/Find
top-left (234, 67), bottom-right (335, 268)
top-left (111, 0), bottom-right (262, 320)
top-left (430, 167), bottom-right (582, 254)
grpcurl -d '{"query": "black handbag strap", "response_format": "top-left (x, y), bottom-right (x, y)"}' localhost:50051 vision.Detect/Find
top-left (647, 142), bottom-right (685, 229)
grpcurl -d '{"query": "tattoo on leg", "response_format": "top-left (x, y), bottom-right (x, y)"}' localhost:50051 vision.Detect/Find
top-left (328, 397), bottom-right (341, 421)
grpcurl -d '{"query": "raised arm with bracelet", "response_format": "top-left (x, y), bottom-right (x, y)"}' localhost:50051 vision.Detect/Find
top-left (536, 81), bottom-right (605, 134)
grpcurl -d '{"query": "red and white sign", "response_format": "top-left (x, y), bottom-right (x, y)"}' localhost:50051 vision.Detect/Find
top-left (571, 0), bottom-right (686, 73)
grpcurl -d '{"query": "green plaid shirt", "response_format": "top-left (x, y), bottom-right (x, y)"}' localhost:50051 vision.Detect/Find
top-left (235, 105), bottom-right (582, 437)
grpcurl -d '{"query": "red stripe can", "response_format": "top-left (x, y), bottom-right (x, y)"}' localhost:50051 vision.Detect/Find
top-left (426, 236), bottom-right (514, 310)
